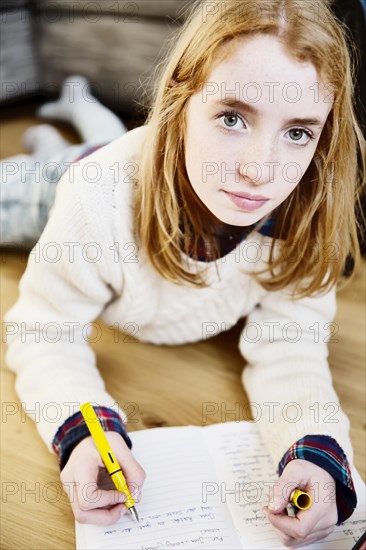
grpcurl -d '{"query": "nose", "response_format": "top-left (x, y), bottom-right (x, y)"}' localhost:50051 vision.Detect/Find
top-left (239, 137), bottom-right (277, 185)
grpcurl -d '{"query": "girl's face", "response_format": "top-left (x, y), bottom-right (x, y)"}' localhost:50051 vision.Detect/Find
top-left (184, 34), bottom-right (333, 226)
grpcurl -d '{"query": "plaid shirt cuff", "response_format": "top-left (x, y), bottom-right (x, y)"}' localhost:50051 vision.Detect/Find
top-left (52, 406), bottom-right (132, 471)
top-left (279, 435), bottom-right (357, 524)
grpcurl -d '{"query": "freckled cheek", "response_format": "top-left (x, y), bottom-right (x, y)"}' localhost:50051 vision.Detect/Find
top-left (279, 157), bottom-right (309, 188)
top-left (275, 178), bottom-right (300, 201)
top-left (186, 145), bottom-right (218, 183)
top-left (185, 152), bottom-right (202, 187)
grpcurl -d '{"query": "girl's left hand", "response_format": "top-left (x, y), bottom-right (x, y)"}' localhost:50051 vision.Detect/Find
top-left (262, 459), bottom-right (338, 548)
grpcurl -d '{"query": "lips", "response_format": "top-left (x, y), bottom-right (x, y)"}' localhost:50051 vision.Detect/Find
top-left (223, 190), bottom-right (270, 212)
top-left (225, 191), bottom-right (269, 201)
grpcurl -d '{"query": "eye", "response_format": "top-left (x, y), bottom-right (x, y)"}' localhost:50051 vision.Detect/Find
top-left (286, 128), bottom-right (315, 146)
top-left (217, 110), bottom-right (246, 131)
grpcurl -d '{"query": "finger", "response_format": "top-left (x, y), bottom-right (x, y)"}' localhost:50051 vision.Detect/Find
top-left (76, 463), bottom-right (127, 511)
top-left (125, 477), bottom-right (143, 503)
top-left (269, 476), bottom-right (299, 514)
top-left (278, 525), bottom-right (335, 548)
top-left (263, 506), bottom-right (318, 539)
top-left (103, 432), bottom-right (146, 502)
top-left (74, 502), bottom-right (127, 526)
top-left (114, 458), bottom-right (146, 502)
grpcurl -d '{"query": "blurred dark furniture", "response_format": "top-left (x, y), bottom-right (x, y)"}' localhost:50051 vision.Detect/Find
top-left (0, 0), bottom-right (194, 124)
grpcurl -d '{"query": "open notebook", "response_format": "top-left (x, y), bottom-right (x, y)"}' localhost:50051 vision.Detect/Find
top-left (76, 422), bottom-right (366, 549)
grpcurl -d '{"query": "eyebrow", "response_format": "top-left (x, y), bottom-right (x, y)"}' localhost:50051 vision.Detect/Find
top-left (212, 98), bottom-right (325, 128)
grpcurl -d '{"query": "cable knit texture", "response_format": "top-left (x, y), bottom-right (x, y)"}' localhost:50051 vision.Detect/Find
top-left (4, 124), bottom-right (355, 470)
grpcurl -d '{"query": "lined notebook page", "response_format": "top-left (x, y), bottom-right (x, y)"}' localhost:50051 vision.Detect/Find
top-left (204, 421), bottom-right (366, 549)
top-left (76, 425), bottom-right (243, 549)
top-left (76, 422), bottom-right (366, 549)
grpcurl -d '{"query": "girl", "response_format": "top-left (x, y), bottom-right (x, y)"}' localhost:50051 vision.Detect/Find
top-left (4, 0), bottom-right (365, 546)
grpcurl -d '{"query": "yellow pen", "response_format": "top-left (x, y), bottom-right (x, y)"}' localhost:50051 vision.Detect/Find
top-left (290, 489), bottom-right (312, 511)
top-left (80, 402), bottom-right (139, 522)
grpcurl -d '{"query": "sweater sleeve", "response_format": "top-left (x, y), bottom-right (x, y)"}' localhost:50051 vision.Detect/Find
top-left (3, 160), bottom-right (127, 454)
top-left (238, 279), bottom-right (355, 467)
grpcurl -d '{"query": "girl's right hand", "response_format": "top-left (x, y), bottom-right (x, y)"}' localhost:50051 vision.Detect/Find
top-left (60, 432), bottom-right (146, 525)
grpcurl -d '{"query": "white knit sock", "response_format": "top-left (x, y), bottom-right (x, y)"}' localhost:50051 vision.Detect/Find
top-left (21, 124), bottom-right (71, 160)
top-left (36, 75), bottom-right (127, 144)
top-left (36, 75), bottom-right (90, 121)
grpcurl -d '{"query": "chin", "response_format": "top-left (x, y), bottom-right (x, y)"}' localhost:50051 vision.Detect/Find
top-left (212, 209), bottom-right (264, 227)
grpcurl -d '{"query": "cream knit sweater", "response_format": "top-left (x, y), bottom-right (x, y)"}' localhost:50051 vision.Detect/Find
top-left (4, 125), bottom-right (354, 466)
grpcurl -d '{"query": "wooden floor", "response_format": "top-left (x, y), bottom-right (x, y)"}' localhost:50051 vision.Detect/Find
top-left (1, 102), bottom-right (365, 549)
